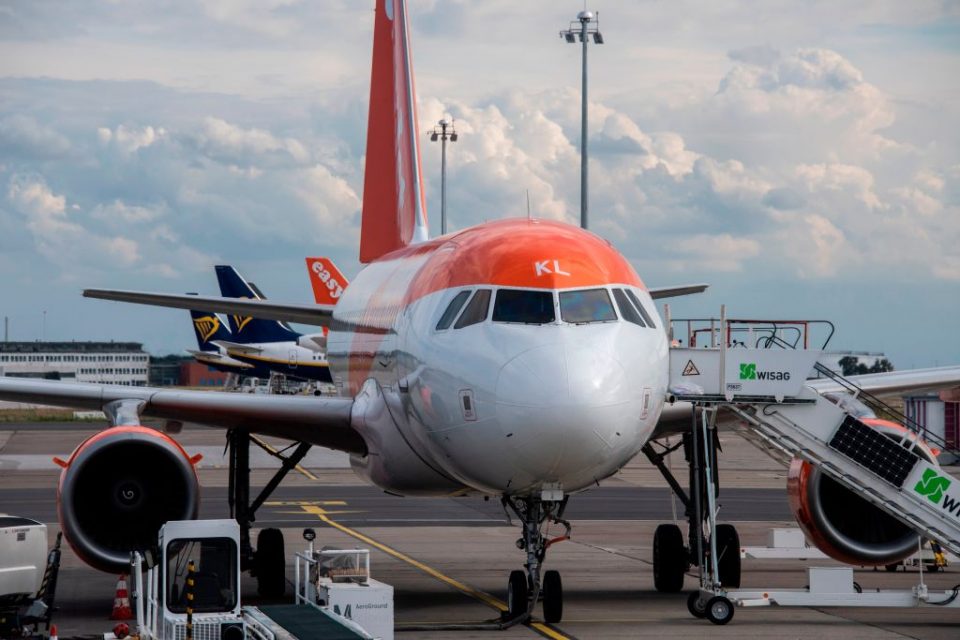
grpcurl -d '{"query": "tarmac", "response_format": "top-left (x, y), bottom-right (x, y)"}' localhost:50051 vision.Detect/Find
top-left (2, 421), bottom-right (959, 639)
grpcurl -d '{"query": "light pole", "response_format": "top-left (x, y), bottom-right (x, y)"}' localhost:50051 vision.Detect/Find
top-left (430, 118), bottom-right (458, 235)
top-left (560, 10), bottom-right (603, 230)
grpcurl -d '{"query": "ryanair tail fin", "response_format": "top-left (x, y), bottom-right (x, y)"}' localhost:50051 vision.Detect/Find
top-left (215, 265), bottom-right (302, 344)
top-left (305, 257), bottom-right (349, 305)
top-left (189, 301), bottom-right (232, 353)
top-left (359, 0), bottom-right (428, 263)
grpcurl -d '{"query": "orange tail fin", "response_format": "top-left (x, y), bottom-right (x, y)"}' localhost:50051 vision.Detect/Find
top-left (360, 0), bottom-right (428, 263)
top-left (305, 257), bottom-right (348, 305)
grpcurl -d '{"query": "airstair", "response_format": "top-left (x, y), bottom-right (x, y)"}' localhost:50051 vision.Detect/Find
top-left (663, 307), bottom-right (960, 623)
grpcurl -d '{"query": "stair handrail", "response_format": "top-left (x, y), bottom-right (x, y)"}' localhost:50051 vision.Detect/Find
top-left (755, 334), bottom-right (959, 459)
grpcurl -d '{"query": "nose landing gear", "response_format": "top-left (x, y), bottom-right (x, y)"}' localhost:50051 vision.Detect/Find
top-left (501, 494), bottom-right (571, 624)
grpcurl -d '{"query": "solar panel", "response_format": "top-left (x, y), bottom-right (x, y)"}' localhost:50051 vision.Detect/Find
top-left (828, 415), bottom-right (919, 487)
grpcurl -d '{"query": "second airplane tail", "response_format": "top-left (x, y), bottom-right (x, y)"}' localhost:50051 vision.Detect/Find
top-left (189, 307), bottom-right (232, 353)
top-left (215, 265), bottom-right (302, 344)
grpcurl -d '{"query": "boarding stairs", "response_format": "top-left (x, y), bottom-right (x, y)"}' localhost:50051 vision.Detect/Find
top-left (665, 311), bottom-right (960, 558)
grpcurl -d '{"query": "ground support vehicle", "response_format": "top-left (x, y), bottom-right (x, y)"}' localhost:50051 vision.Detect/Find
top-left (132, 520), bottom-right (378, 640)
top-left (0, 516), bottom-right (61, 639)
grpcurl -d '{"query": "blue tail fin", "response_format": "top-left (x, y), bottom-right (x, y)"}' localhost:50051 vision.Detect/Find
top-left (215, 265), bottom-right (302, 343)
top-left (189, 304), bottom-right (232, 353)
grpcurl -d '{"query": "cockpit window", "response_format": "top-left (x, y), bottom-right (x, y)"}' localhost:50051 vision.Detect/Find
top-left (454, 289), bottom-right (491, 329)
top-left (559, 289), bottom-right (617, 324)
top-left (492, 289), bottom-right (555, 324)
top-left (625, 289), bottom-right (657, 328)
top-left (436, 290), bottom-right (471, 330)
top-left (613, 288), bottom-right (646, 327)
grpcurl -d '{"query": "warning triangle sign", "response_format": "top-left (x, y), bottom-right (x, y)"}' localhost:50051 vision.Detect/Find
top-left (682, 360), bottom-right (700, 376)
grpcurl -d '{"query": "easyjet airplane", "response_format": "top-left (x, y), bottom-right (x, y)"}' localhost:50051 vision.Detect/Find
top-left (2, 0), bottom-right (959, 625)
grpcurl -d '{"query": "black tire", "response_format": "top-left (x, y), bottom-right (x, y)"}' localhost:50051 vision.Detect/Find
top-left (653, 524), bottom-right (687, 592)
top-left (507, 570), bottom-right (528, 619)
top-left (687, 591), bottom-right (707, 618)
top-left (715, 524), bottom-right (741, 588)
top-left (705, 595), bottom-right (734, 625)
top-left (885, 563), bottom-right (899, 572)
top-left (542, 570), bottom-right (563, 623)
top-left (255, 528), bottom-right (286, 598)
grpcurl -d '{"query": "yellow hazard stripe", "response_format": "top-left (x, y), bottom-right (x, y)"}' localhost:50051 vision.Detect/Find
top-left (300, 505), bottom-right (504, 610)
top-left (298, 505), bottom-right (573, 640)
top-left (250, 435), bottom-right (318, 481)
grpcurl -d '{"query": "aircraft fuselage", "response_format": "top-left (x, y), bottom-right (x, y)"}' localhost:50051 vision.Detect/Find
top-left (327, 218), bottom-right (669, 496)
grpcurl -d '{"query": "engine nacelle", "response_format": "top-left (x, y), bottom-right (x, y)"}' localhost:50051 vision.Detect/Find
top-left (57, 426), bottom-right (200, 573)
top-left (788, 418), bottom-right (936, 566)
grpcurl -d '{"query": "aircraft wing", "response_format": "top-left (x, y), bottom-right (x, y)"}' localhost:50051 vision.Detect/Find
top-left (648, 284), bottom-right (709, 299)
top-left (84, 289), bottom-right (334, 327)
top-left (807, 366), bottom-right (960, 399)
top-left (0, 378), bottom-right (364, 454)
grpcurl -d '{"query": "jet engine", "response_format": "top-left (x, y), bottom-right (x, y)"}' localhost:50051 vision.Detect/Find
top-left (57, 426), bottom-right (200, 573)
top-left (788, 418), bottom-right (936, 566)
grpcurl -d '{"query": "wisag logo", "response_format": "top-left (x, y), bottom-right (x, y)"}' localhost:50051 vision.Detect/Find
top-left (914, 469), bottom-right (952, 505)
top-left (739, 362), bottom-right (790, 381)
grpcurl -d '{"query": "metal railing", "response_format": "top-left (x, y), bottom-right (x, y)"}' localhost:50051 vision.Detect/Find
top-left (668, 316), bottom-right (835, 351)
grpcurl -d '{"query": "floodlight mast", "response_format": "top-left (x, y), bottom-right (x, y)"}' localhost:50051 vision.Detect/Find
top-left (560, 10), bottom-right (603, 230)
top-left (429, 118), bottom-right (458, 235)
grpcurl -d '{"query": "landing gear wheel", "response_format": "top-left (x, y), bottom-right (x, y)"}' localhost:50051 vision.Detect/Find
top-left (686, 591), bottom-right (707, 618)
top-left (542, 569), bottom-right (563, 623)
top-left (653, 524), bottom-right (687, 592)
top-left (255, 528), bottom-right (286, 598)
top-left (507, 570), bottom-right (529, 619)
top-left (885, 563), bottom-right (899, 572)
top-left (715, 523), bottom-right (741, 588)
top-left (705, 595), bottom-right (734, 625)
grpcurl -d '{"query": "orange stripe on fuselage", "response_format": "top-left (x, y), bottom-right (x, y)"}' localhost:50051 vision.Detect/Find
top-left (402, 218), bottom-right (645, 304)
top-left (343, 218), bottom-right (644, 391)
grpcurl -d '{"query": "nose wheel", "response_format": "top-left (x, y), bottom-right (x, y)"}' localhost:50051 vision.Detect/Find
top-left (502, 494), bottom-right (570, 624)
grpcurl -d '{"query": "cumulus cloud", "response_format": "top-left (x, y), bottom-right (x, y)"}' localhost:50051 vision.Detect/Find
top-left (0, 115), bottom-right (71, 158)
top-left (97, 124), bottom-right (166, 153)
top-left (91, 200), bottom-right (165, 224)
top-left (672, 233), bottom-right (760, 272)
top-left (190, 117), bottom-right (309, 167)
top-left (796, 163), bottom-right (883, 210)
top-left (5, 175), bottom-right (212, 279)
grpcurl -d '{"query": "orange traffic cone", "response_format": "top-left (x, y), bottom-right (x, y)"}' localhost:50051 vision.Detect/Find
top-left (110, 574), bottom-right (133, 620)
top-left (49, 624), bottom-right (58, 640)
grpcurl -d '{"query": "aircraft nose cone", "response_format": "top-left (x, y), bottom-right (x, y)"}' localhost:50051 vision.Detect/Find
top-left (494, 343), bottom-right (638, 491)
top-left (495, 345), bottom-right (570, 410)
top-left (495, 343), bottom-right (628, 409)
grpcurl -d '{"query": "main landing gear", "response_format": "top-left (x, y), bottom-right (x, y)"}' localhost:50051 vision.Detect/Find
top-left (226, 428), bottom-right (313, 598)
top-left (501, 494), bottom-right (571, 624)
top-left (642, 408), bottom-right (741, 597)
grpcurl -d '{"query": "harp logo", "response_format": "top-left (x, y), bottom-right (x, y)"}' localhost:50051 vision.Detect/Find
top-left (193, 315), bottom-right (221, 343)
top-left (233, 315), bottom-right (252, 333)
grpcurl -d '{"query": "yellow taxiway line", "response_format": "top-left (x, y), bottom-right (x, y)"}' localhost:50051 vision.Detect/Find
top-left (296, 504), bottom-right (573, 640)
top-left (250, 435), bottom-right (318, 480)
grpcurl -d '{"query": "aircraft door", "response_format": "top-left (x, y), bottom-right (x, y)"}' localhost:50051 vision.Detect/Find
top-left (289, 349), bottom-right (298, 369)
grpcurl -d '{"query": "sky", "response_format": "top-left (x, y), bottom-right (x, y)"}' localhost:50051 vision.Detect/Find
top-left (0, 0), bottom-right (958, 368)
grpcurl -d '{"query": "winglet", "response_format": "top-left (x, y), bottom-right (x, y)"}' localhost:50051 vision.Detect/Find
top-left (360, 0), bottom-right (428, 263)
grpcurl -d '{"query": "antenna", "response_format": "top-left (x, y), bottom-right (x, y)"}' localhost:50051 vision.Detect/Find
top-left (526, 190), bottom-right (531, 219)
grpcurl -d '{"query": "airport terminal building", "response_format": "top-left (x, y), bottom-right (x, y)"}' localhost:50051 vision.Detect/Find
top-left (0, 341), bottom-right (149, 386)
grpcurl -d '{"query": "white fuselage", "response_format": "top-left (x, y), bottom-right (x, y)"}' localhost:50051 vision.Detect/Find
top-left (326, 234), bottom-right (669, 496)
